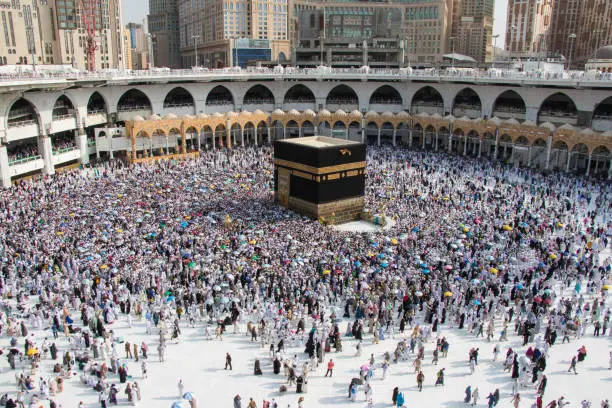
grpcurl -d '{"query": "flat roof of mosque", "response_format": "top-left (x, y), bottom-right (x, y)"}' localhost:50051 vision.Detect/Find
top-left (278, 136), bottom-right (361, 148)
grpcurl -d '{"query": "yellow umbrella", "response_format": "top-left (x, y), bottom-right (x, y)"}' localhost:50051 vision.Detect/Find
top-left (116, 229), bottom-right (123, 233)
top-left (489, 267), bottom-right (498, 275)
top-left (549, 253), bottom-right (558, 260)
top-left (249, 239), bottom-right (256, 245)
top-left (443, 196), bottom-right (450, 201)
top-left (556, 222), bottom-right (563, 228)
top-left (323, 269), bottom-right (331, 275)
top-left (100, 264), bottom-right (109, 270)
top-left (26, 348), bottom-right (38, 356)
top-left (444, 291), bottom-right (453, 297)
top-left (391, 238), bottom-right (398, 245)
top-left (503, 225), bottom-right (513, 231)
top-left (463, 227), bottom-right (470, 233)
top-left (69, 213), bottom-right (75, 217)
top-left (56, 231), bottom-right (63, 236)
top-left (602, 284), bottom-right (610, 290)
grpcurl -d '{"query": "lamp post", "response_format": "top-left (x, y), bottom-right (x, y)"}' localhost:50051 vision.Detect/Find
top-left (567, 33), bottom-right (576, 70)
top-left (192, 35), bottom-right (200, 67)
top-left (450, 36), bottom-right (457, 68)
top-left (537, 33), bottom-right (544, 70)
top-left (593, 29), bottom-right (604, 58)
top-left (492, 34), bottom-right (499, 67)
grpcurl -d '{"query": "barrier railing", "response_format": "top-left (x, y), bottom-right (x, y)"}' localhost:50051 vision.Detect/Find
top-left (8, 155), bottom-right (42, 166)
top-left (52, 146), bottom-right (78, 155)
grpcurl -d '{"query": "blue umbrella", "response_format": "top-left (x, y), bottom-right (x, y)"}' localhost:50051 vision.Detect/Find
top-left (412, 227), bottom-right (420, 232)
top-left (180, 221), bottom-right (188, 228)
top-left (381, 262), bottom-right (389, 268)
top-left (171, 402), bottom-right (189, 408)
top-left (516, 283), bottom-right (524, 289)
top-left (419, 262), bottom-right (428, 268)
top-left (183, 392), bottom-right (195, 401)
top-left (473, 299), bottom-right (482, 306)
top-left (354, 261), bottom-right (362, 268)
top-left (166, 296), bottom-right (175, 302)
top-left (422, 269), bottom-right (430, 274)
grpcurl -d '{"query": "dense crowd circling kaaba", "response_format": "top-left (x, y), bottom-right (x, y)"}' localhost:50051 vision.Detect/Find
top-left (0, 146), bottom-right (609, 408)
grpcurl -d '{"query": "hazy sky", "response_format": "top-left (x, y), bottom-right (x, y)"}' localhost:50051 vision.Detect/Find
top-left (122, 0), bottom-right (508, 49)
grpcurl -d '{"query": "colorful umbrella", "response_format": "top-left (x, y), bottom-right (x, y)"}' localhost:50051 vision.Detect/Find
top-left (444, 291), bottom-right (453, 297)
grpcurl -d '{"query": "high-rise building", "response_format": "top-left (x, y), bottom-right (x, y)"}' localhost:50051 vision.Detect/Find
top-left (451, 0), bottom-right (494, 63)
top-left (573, 0), bottom-right (611, 68)
top-left (292, 0), bottom-right (453, 68)
top-left (124, 23), bottom-right (150, 70)
top-left (178, 0), bottom-right (290, 68)
top-left (505, 0), bottom-right (553, 59)
top-left (548, 0), bottom-right (581, 64)
top-left (0, 0), bottom-right (125, 70)
top-left (148, 0), bottom-right (181, 68)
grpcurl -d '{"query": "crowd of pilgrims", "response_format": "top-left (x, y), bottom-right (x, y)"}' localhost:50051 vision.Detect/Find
top-left (0, 145), bottom-right (609, 408)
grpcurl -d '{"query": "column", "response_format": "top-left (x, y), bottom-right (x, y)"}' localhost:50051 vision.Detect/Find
top-left (608, 159), bottom-right (611, 180)
top-left (463, 136), bottom-right (467, 156)
top-left (166, 137), bottom-right (170, 155)
top-left (0, 144), bottom-right (11, 188)
top-left (226, 119), bottom-right (232, 148)
top-left (545, 135), bottom-right (552, 170)
top-left (409, 128), bottom-right (413, 148)
top-left (527, 147), bottom-right (532, 167)
top-left (565, 152), bottom-right (571, 172)
top-left (345, 127), bottom-right (349, 140)
top-left (361, 118), bottom-right (365, 143)
top-left (493, 129), bottom-right (499, 159)
top-left (377, 128), bottom-right (381, 147)
top-left (283, 126), bottom-right (287, 139)
top-left (267, 127), bottom-right (272, 144)
top-left (298, 126), bottom-right (303, 138)
top-left (39, 134), bottom-right (55, 176)
top-left (212, 131), bottom-right (216, 149)
top-left (421, 132), bottom-right (425, 149)
top-left (585, 153), bottom-right (592, 176)
top-left (392, 129), bottom-right (397, 147)
top-left (447, 133), bottom-right (452, 153)
top-left (181, 130), bottom-right (187, 154)
top-left (75, 129), bottom-right (89, 165)
top-left (254, 128), bottom-right (258, 147)
top-left (478, 140), bottom-right (482, 158)
top-left (434, 130), bottom-right (439, 151)
top-left (241, 129), bottom-right (245, 147)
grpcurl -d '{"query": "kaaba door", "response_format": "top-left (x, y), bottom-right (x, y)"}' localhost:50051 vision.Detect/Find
top-left (278, 168), bottom-right (290, 206)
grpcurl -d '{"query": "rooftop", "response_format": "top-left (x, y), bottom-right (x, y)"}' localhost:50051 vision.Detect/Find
top-left (278, 136), bottom-right (361, 148)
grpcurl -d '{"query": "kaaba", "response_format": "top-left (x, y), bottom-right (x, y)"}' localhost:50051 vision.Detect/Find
top-left (274, 136), bottom-right (366, 224)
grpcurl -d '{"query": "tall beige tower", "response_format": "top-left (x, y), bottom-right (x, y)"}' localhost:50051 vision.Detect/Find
top-left (451, 0), bottom-right (495, 63)
top-left (505, 0), bottom-right (553, 59)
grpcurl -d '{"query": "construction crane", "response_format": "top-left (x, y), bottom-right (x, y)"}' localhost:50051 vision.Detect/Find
top-left (79, 0), bottom-right (99, 71)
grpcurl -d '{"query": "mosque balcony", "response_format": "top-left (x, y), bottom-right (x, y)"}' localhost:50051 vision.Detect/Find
top-left (7, 155), bottom-right (44, 176)
top-left (52, 147), bottom-right (81, 165)
top-left (5, 123), bottom-right (39, 142)
top-left (538, 112), bottom-right (578, 126)
top-left (85, 112), bottom-right (108, 127)
top-left (50, 115), bottom-right (78, 134)
top-left (369, 103), bottom-right (403, 113)
top-left (592, 116), bottom-right (612, 132)
top-left (282, 102), bottom-right (317, 111)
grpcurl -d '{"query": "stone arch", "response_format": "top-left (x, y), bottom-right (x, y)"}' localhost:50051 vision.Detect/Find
top-left (279, 52), bottom-right (287, 62)
top-left (201, 125), bottom-right (214, 148)
top-left (492, 90), bottom-right (526, 120)
top-left (537, 92), bottom-right (577, 125)
top-left (326, 84), bottom-right (359, 110)
top-left (87, 91), bottom-right (107, 115)
top-left (348, 121), bottom-right (361, 142)
top-left (452, 88), bottom-right (482, 119)
top-left (243, 84), bottom-right (275, 106)
top-left (283, 84), bottom-right (316, 105)
top-left (230, 122), bottom-right (242, 145)
top-left (6, 97), bottom-right (40, 129)
top-left (206, 85), bottom-right (234, 106)
top-left (514, 135), bottom-right (530, 145)
top-left (365, 122), bottom-right (379, 145)
top-left (243, 122), bottom-right (256, 145)
top-left (286, 120), bottom-right (300, 138)
top-left (318, 120), bottom-right (331, 137)
top-left (302, 120), bottom-right (315, 137)
top-left (411, 86), bottom-right (444, 115)
top-left (590, 146), bottom-right (611, 177)
top-left (52, 95), bottom-right (76, 120)
top-left (163, 87), bottom-right (195, 109)
top-left (369, 85), bottom-right (402, 106)
top-left (214, 123), bottom-right (227, 147)
top-left (592, 96), bottom-right (612, 131)
top-left (117, 89), bottom-right (152, 112)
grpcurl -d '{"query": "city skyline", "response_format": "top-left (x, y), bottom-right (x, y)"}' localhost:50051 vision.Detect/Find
top-left (122, 0), bottom-right (509, 50)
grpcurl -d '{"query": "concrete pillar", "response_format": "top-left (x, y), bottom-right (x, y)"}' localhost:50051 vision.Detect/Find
top-left (0, 145), bottom-right (11, 188)
top-left (608, 159), bottom-right (611, 180)
top-left (409, 128), bottom-right (413, 148)
top-left (526, 106), bottom-right (539, 123)
top-left (197, 131), bottom-right (201, 150)
top-left (283, 126), bottom-right (287, 139)
top-left (241, 129), bottom-right (244, 147)
top-left (586, 153), bottom-right (592, 176)
top-left (392, 129), bottom-right (397, 147)
top-left (377, 128), bottom-right (381, 146)
top-left (345, 127), bottom-right (349, 140)
top-left (434, 130), bottom-right (439, 151)
top-left (478, 140), bottom-right (482, 158)
top-left (545, 135), bottom-right (552, 170)
top-left (421, 132), bottom-right (425, 149)
top-left (447, 133), bottom-right (452, 153)
top-left (166, 137), bottom-right (170, 155)
top-left (267, 127), bottom-right (271, 144)
top-left (254, 128), bottom-right (258, 147)
top-left (226, 120), bottom-right (232, 148)
top-left (39, 135), bottom-right (55, 176)
top-left (76, 130), bottom-right (89, 165)
top-left (566, 152), bottom-right (571, 172)
top-left (212, 131), bottom-right (216, 149)
top-left (463, 135), bottom-right (467, 156)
